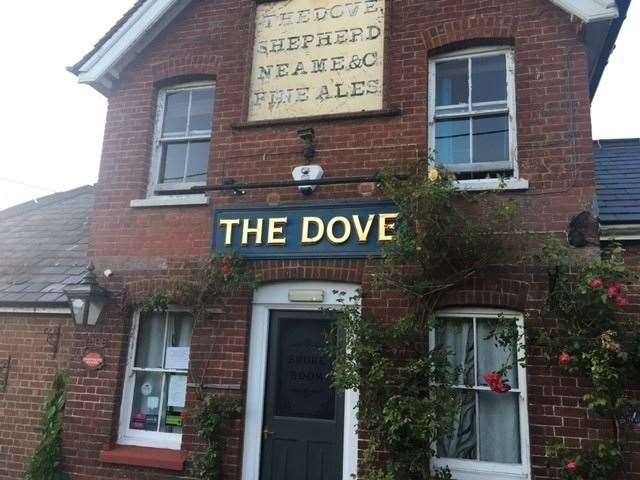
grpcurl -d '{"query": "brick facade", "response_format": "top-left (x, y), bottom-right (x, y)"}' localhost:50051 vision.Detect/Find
top-left (0, 314), bottom-right (73, 480)
top-left (25, 0), bottom-right (635, 479)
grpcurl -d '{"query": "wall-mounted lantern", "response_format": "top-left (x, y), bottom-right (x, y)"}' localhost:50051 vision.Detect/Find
top-left (64, 263), bottom-right (108, 326)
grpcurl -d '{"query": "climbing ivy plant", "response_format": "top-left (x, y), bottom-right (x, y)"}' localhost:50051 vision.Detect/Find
top-left (25, 371), bottom-right (69, 480)
top-left (328, 162), bottom-right (520, 480)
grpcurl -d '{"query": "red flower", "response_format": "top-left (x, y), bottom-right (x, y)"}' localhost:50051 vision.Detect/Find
top-left (614, 296), bottom-right (630, 308)
top-left (559, 352), bottom-right (572, 366)
top-left (222, 256), bottom-right (232, 276)
top-left (607, 282), bottom-right (623, 299)
top-left (565, 461), bottom-right (578, 472)
top-left (590, 278), bottom-right (604, 289)
top-left (483, 372), bottom-right (511, 393)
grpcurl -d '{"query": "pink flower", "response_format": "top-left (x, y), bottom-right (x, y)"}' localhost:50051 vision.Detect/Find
top-left (565, 461), bottom-right (578, 472)
top-left (614, 296), bottom-right (630, 308)
top-left (611, 342), bottom-right (622, 353)
top-left (483, 372), bottom-right (511, 393)
top-left (559, 353), bottom-right (572, 366)
top-left (590, 278), bottom-right (604, 289)
top-left (607, 282), bottom-right (623, 299)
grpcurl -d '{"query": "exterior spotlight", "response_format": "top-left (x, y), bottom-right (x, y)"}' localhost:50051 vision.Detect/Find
top-left (64, 263), bottom-right (108, 326)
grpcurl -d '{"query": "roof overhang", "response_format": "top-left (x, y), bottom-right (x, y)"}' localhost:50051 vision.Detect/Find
top-left (70, 0), bottom-right (193, 94)
top-left (71, 0), bottom-right (620, 95)
top-left (548, 0), bottom-right (619, 23)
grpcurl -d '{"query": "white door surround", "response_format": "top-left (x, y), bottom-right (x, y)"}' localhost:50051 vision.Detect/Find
top-left (241, 281), bottom-right (360, 480)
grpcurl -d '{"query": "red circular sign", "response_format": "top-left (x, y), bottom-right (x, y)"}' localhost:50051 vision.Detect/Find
top-left (82, 351), bottom-right (104, 370)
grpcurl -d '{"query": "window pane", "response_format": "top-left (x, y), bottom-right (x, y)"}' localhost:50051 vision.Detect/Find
top-left (129, 371), bottom-right (163, 432)
top-left (436, 59), bottom-right (469, 107)
top-left (160, 373), bottom-right (187, 433)
top-left (164, 312), bottom-right (193, 370)
top-left (472, 55), bottom-right (507, 105)
top-left (438, 390), bottom-right (477, 460)
top-left (472, 114), bottom-right (509, 164)
top-left (189, 88), bottom-right (215, 133)
top-left (135, 312), bottom-right (166, 369)
top-left (185, 141), bottom-right (210, 183)
top-left (160, 143), bottom-right (188, 183)
top-left (435, 317), bottom-right (474, 385)
top-left (436, 118), bottom-right (471, 165)
top-left (162, 91), bottom-right (189, 135)
top-left (477, 317), bottom-right (518, 388)
top-left (478, 391), bottom-right (521, 463)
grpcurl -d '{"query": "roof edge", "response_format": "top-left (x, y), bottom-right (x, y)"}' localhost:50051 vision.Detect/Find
top-left (70, 0), bottom-right (193, 94)
top-left (548, 0), bottom-right (620, 23)
top-left (0, 184), bottom-right (95, 221)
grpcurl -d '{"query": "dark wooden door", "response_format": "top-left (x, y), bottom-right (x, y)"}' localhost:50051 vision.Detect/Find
top-left (260, 310), bottom-right (344, 480)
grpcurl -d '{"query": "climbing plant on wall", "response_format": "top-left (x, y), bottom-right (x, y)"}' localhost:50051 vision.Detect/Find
top-left (328, 161), bottom-right (521, 480)
top-left (539, 242), bottom-right (640, 479)
top-left (25, 371), bottom-right (69, 480)
top-left (137, 253), bottom-right (253, 480)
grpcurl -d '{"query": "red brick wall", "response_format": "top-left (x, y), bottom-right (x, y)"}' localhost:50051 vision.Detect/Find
top-left (0, 314), bottom-right (72, 480)
top-left (65, 0), bottom-right (616, 479)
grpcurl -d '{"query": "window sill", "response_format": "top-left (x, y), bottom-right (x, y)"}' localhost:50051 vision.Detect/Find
top-left (100, 445), bottom-right (187, 471)
top-left (454, 178), bottom-right (529, 192)
top-left (434, 458), bottom-right (528, 480)
top-left (130, 194), bottom-right (209, 208)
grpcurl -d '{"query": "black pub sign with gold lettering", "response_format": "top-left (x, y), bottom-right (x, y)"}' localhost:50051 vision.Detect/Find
top-left (212, 202), bottom-right (398, 259)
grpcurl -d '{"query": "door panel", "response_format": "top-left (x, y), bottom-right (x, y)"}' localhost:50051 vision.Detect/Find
top-left (260, 310), bottom-right (344, 480)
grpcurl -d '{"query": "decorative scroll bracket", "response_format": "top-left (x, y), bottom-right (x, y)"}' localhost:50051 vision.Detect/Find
top-left (44, 326), bottom-right (62, 358)
top-left (0, 357), bottom-right (11, 393)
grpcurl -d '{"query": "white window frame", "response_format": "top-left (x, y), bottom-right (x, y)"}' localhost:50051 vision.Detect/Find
top-left (117, 308), bottom-right (193, 450)
top-left (146, 81), bottom-right (215, 198)
top-left (428, 47), bottom-right (526, 191)
top-left (429, 308), bottom-right (531, 480)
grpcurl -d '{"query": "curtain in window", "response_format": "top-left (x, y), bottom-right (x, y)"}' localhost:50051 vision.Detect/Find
top-left (437, 320), bottom-right (476, 459)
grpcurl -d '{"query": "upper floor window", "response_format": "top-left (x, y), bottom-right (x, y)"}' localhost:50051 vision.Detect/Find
top-left (118, 310), bottom-right (194, 450)
top-left (431, 309), bottom-right (530, 480)
top-left (429, 48), bottom-right (517, 181)
top-left (149, 82), bottom-right (215, 195)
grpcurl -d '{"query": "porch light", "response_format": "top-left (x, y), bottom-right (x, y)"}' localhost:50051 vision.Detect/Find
top-left (64, 263), bottom-right (108, 326)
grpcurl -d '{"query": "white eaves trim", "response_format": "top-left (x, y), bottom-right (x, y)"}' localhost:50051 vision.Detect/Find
top-left (75, 0), bottom-right (193, 91)
top-left (0, 307), bottom-right (70, 315)
top-left (599, 224), bottom-right (640, 241)
top-left (548, 0), bottom-right (619, 23)
top-left (74, 0), bottom-right (618, 93)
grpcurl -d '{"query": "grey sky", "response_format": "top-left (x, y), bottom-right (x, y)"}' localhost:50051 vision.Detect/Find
top-left (0, 0), bottom-right (637, 210)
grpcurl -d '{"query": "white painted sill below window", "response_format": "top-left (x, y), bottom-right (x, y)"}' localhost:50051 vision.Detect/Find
top-left (130, 194), bottom-right (209, 208)
top-left (454, 178), bottom-right (529, 192)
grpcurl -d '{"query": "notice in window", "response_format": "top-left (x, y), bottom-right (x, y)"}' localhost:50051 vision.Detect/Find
top-left (165, 347), bottom-right (190, 370)
top-left (248, 0), bottom-right (385, 122)
top-left (168, 375), bottom-right (188, 408)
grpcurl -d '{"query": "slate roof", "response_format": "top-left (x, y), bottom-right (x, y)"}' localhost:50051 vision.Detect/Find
top-left (0, 186), bottom-right (94, 307)
top-left (594, 138), bottom-right (640, 226)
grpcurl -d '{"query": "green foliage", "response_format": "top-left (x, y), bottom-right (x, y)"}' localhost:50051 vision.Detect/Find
top-left (192, 394), bottom-right (242, 480)
top-left (137, 253), bottom-right (255, 321)
top-left (547, 442), bottom-right (623, 480)
top-left (539, 242), bottom-right (640, 477)
top-left (25, 371), bottom-right (69, 480)
top-left (329, 162), bottom-right (519, 479)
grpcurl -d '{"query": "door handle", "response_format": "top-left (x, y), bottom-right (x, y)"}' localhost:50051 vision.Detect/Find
top-left (262, 428), bottom-right (274, 441)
